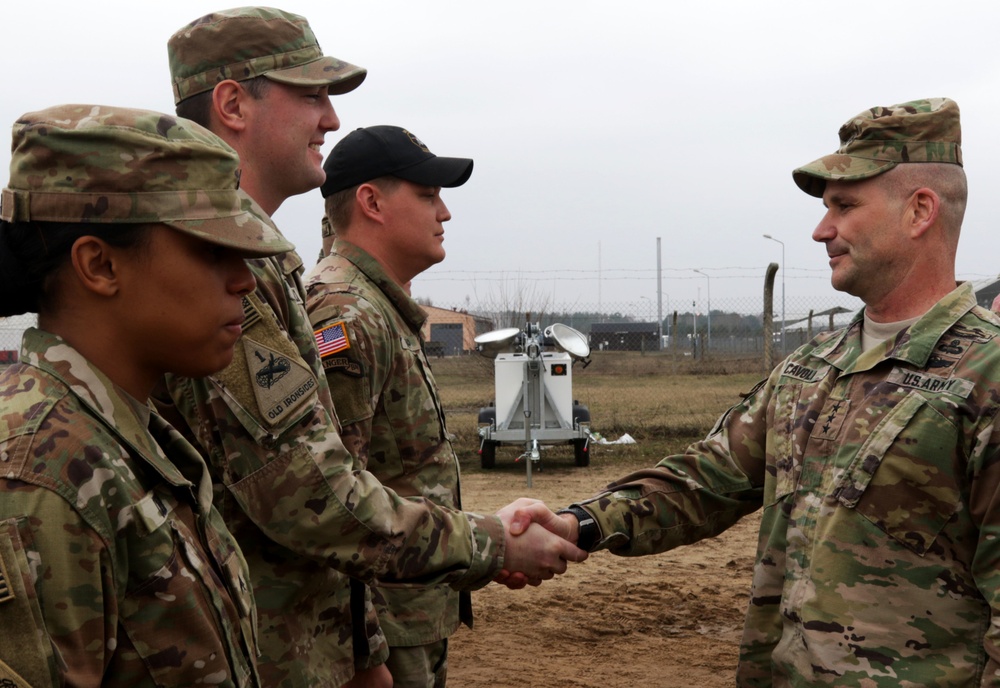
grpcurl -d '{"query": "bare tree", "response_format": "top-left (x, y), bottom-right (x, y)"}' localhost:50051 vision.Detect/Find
top-left (472, 273), bottom-right (554, 331)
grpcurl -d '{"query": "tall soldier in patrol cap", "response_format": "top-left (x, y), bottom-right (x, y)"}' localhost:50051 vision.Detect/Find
top-left (0, 103), bottom-right (292, 687)
top-left (506, 97), bottom-right (1000, 686)
top-left (305, 126), bottom-right (474, 688)
top-left (163, 8), bottom-right (587, 688)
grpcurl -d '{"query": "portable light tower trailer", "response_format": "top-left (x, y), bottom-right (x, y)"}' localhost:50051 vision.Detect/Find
top-left (476, 322), bottom-right (592, 480)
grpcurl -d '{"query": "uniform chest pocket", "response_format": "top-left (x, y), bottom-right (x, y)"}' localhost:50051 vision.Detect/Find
top-left (376, 337), bottom-right (448, 476)
top-left (830, 390), bottom-right (961, 556)
top-left (120, 495), bottom-right (253, 687)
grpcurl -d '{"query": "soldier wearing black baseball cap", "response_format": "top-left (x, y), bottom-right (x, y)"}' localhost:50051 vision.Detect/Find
top-left (306, 127), bottom-right (484, 688)
top-left (321, 125), bottom-right (473, 197)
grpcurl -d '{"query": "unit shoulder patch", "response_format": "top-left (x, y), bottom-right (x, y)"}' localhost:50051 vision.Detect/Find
top-left (242, 336), bottom-right (318, 426)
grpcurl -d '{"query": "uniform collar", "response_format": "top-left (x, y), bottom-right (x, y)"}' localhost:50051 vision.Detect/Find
top-left (19, 328), bottom-right (192, 487)
top-left (814, 282), bottom-right (977, 371)
top-left (331, 237), bottom-right (428, 330)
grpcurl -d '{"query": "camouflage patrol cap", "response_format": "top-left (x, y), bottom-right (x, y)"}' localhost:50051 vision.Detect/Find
top-left (0, 104), bottom-right (293, 257)
top-left (792, 97), bottom-right (963, 197)
top-left (168, 6), bottom-right (367, 104)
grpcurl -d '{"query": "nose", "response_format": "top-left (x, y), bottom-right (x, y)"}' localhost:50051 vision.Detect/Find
top-left (320, 97), bottom-right (340, 133)
top-left (230, 257), bottom-right (257, 297)
top-left (812, 210), bottom-right (836, 243)
top-left (438, 197), bottom-right (452, 223)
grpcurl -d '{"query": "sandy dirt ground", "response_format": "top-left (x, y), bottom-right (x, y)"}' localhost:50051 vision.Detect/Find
top-left (447, 451), bottom-right (761, 688)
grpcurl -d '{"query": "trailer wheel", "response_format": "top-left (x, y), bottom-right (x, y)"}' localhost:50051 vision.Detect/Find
top-left (573, 439), bottom-right (589, 467)
top-left (480, 441), bottom-right (497, 469)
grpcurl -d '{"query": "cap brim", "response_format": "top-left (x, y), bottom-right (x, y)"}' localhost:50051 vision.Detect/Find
top-left (394, 156), bottom-right (474, 188)
top-left (264, 56), bottom-right (367, 95)
top-left (792, 154), bottom-right (896, 197)
top-left (166, 194), bottom-right (294, 258)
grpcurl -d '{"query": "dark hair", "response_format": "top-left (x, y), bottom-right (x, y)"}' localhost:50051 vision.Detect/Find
top-left (0, 221), bottom-right (152, 317)
top-left (175, 75), bottom-right (272, 127)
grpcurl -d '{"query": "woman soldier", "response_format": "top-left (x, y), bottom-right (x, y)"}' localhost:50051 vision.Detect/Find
top-left (0, 104), bottom-right (293, 687)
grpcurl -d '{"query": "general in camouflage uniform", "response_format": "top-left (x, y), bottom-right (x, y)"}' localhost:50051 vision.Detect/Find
top-left (0, 105), bottom-right (292, 687)
top-left (305, 126), bottom-right (475, 688)
top-left (163, 10), bottom-right (585, 688)
top-left (548, 99), bottom-right (1000, 686)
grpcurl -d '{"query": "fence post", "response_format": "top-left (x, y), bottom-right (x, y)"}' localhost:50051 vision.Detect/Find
top-left (670, 311), bottom-right (678, 373)
top-left (763, 262), bottom-right (778, 374)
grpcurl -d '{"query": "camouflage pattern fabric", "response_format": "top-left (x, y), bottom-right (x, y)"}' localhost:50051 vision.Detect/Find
top-left (0, 104), bottom-right (291, 257)
top-left (793, 97), bottom-right (963, 197)
top-left (167, 7), bottom-right (366, 103)
top-left (159, 241), bottom-right (505, 686)
top-left (0, 328), bottom-right (258, 688)
top-left (304, 238), bottom-right (471, 650)
top-left (575, 283), bottom-right (1000, 686)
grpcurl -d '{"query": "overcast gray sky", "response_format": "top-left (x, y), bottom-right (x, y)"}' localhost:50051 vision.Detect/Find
top-left (5, 1), bottom-right (999, 321)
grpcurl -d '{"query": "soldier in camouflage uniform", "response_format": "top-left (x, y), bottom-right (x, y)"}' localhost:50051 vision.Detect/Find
top-left (0, 104), bottom-right (293, 687)
top-left (164, 9), bottom-right (587, 687)
top-left (304, 126), bottom-right (475, 688)
top-left (506, 98), bottom-right (1000, 686)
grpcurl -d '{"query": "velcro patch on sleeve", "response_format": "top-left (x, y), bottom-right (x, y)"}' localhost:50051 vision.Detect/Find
top-left (0, 548), bottom-right (13, 605)
top-left (212, 292), bottom-right (320, 434)
top-left (322, 355), bottom-right (364, 377)
top-left (314, 321), bottom-right (351, 358)
top-left (242, 295), bottom-right (262, 330)
top-left (0, 524), bottom-right (56, 687)
top-left (242, 337), bottom-right (318, 427)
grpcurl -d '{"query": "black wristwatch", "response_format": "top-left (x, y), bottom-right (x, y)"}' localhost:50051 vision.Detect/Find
top-left (558, 505), bottom-right (600, 552)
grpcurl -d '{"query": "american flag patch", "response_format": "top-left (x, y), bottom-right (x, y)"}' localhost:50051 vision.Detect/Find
top-left (242, 296), bottom-right (262, 330)
top-left (314, 321), bottom-right (350, 357)
top-left (0, 555), bottom-right (13, 604)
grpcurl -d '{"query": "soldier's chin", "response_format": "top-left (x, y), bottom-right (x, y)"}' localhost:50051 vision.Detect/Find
top-left (173, 351), bottom-right (236, 380)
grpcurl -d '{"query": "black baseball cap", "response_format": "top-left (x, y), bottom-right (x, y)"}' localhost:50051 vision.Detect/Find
top-left (321, 125), bottom-right (474, 197)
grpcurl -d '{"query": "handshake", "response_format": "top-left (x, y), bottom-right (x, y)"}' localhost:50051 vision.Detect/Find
top-left (492, 498), bottom-right (590, 589)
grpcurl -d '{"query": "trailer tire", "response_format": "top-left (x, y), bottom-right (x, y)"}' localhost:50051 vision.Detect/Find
top-left (573, 439), bottom-right (589, 467)
top-left (480, 441), bottom-right (497, 469)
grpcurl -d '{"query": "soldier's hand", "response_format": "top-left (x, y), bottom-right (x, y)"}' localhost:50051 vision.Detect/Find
top-left (493, 498), bottom-right (586, 589)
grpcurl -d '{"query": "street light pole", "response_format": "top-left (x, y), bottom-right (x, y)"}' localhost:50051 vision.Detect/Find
top-left (763, 234), bottom-right (785, 354)
top-left (693, 269), bottom-right (711, 351)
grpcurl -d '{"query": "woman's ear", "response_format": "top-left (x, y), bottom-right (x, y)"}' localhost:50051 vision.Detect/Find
top-left (69, 236), bottom-right (120, 297)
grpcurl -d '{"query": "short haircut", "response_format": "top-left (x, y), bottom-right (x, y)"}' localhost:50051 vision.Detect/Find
top-left (324, 176), bottom-right (403, 234)
top-left (878, 163), bottom-right (968, 237)
top-left (175, 75), bottom-right (272, 128)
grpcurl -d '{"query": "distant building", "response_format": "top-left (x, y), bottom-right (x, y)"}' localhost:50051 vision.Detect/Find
top-left (589, 322), bottom-right (660, 352)
top-left (973, 275), bottom-right (1000, 310)
top-left (419, 305), bottom-right (493, 356)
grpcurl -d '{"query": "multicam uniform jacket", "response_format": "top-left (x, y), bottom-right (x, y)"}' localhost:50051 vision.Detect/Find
top-left (159, 248), bottom-right (505, 686)
top-left (0, 328), bottom-right (258, 688)
top-left (577, 283), bottom-right (1000, 687)
top-left (305, 238), bottom-right (471, 647)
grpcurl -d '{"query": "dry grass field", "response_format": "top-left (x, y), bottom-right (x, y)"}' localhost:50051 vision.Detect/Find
top-left (435, 352), bottom-right (765, 687)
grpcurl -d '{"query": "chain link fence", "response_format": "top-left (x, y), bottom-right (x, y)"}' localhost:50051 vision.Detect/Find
top-left (0, 314), bottom-right (34, 364)
top-left (429, 292), bottom-right (865, 359)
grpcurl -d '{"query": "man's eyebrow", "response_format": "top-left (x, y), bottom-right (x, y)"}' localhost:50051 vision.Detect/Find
top-left (823, 191), bottom-right (853, 207)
